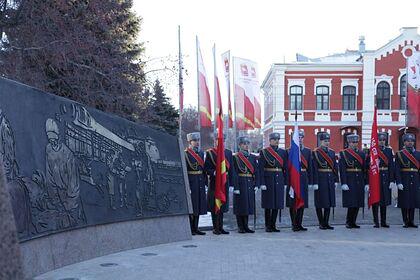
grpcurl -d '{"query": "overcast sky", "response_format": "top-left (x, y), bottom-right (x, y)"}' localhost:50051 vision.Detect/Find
top-left (133, 0), bottom-right (420, 109)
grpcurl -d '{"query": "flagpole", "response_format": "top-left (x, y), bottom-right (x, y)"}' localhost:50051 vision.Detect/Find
top-left (213, 44), bottom-right (217, 138)
top-left (196, 35), bottom-right (201, 148)
top-left (232, 56), bottom-right (238, 152)
top-left (405, 57), bottom-right (409, 134)
top-left (178, 25), bottom-right (183, 139)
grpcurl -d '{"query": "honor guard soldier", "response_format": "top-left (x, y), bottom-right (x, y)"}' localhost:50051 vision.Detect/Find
top-left (185, 132), bottom-right (207, 235)
top-left (312, 132), bottom-right (339, 230)
top-left (233, 136), bottom-right (259, 233)
top-left (259, 132), bottom-right (288, 232)
top-left (371, 132), bottom-right (395, 228)
top-left (395, 133), bottom-right (420, 228)
top-left (204, 132), bottom-right (235, 235)
top-left (339, 134), bottom-right (369, 229)
top-left (286, 130), bottom-right (312, 231)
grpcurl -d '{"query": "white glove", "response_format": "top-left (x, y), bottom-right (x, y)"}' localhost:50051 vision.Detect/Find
top-left (389, 182), bottom-right (395, 190)
top-left (341, 184), bottom-right (349, 191)
top-left (335, 182), bottom-right (340, 189)
top-left (397, 184), bottom-right (404, 190)
top-left (229, 186), bottom-right (234, 192)
top-left (312, 184), bottom-right (319, 190)
top-left (289, 188), bottom-right (295, 198)
top-left (364, 185), bottom-right (369, 192)
top-left (213, 171), bottom-right (216, 176)
top-left (260, 185), bottom-right (267, 191)
top-left (233, 190), bottom-right (240, 194)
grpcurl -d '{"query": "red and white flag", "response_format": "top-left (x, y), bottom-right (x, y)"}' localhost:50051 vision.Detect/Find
top-left (407, 52), bottom-right (420, 128)
top-left (233, 57), bottom-right (257, 130)
top-left (197, 38), bottom-right (212, 128)
top-left (368, 107), bottom-right (380, 208)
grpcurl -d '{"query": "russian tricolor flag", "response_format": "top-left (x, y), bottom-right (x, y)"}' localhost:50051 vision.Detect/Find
top-left (288, 121), bottom-right (304, 209)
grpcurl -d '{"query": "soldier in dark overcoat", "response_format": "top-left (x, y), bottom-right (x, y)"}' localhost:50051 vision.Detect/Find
top-left (339, 134), bottom-right (369, 229)
top-left (185, 132), bottom-right (207, 235)
top-left (312, 132), bottom-right (339, 230)
top-left (395, 133), bottom-right (420, 228)
top-left (259, 132), bottom-right (288, 232)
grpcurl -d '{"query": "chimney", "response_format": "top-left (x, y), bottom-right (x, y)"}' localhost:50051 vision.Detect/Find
top-left (358, 36), bottom-right (365, 53)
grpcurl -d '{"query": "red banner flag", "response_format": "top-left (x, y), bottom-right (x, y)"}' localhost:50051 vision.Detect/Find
top-left (407, 52), bottom-right (420, 128)
top-left (197, 38), bottom-right (212, 128)
top-left (368, 107), bottom-right (380, 208)
top-left (214, 50), bottom-right (227, 213)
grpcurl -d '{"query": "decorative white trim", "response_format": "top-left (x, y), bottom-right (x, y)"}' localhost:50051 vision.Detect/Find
top-left (314, 79), bottom-right (332, 95)
top-left (285, 73), bottom-right (362, 77)
top-left (375, 75), bottom-right (393, 109)
top-left (401, 45), bottom-right (416, 59)
top-left (397, 69), bottom-right (406, 96)
top-left (287, 79), bottom-right (306, 95)
top-left (340, 79), bottom-right (359, 96)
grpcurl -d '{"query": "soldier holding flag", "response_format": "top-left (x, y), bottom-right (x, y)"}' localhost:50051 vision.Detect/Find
top-left (205, 132), bottom-right (235, 235)
top-left (185, 132), bottom-right (207, 235)
top-left (395, 133), bottom-right (420, 228)
top-left (312, 132), bottom-right (339, 230)
top-left (286, 131), bottom-right (312, 231)
top-left (339, 134), bottom-right (369, 229)
top-left (233, 136), bottom-right (259, 233)
top-left (259, 132), bottom-right (288, 232)
top-left (371, 132), bottom-right (395, 228)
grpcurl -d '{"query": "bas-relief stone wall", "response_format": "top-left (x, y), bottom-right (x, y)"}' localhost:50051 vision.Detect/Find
top-left (0, 78), bottom-right (189, 242)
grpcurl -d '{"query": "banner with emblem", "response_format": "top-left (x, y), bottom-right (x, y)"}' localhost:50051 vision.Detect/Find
top-left (196, 37), bottom-right (212, 128)
top-left (233, 57), bottom-right (260, 130)
top-left (407, 51), bottom-right (420, 128)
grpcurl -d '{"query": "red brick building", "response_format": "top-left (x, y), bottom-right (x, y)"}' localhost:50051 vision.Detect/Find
top-left (262, 27), bottom-right (419, 152)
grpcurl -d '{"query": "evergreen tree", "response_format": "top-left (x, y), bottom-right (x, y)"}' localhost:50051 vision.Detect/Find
top-left (0, 0), bottom-right (145, 122)
top-left (149, 79), bottom-right (179, 135)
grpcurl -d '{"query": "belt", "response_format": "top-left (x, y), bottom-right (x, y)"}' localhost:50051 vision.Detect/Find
top-left (346, 168), bottom-right (362, 172)
top-left (379, 167), bottom-right (388, 171)
top-left (238, 173), bottom-right (253, 177)
top-left (188, 171), bottom-right (203, 175)
top-left (318, 168), bottom-right (332, 172)
top-left (264, 168), bottom-right (282, 172)
top-left (401, 168), bottom-right (418, 172)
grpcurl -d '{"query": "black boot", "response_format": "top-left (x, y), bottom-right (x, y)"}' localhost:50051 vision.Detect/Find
top-left (237, 215), bottom-right (246, 233)
top-left (271, 209), bottom-right (280, 232)
top-left (219, 212), bottom-right (229, 234)
top-left (212, 213), bottom-right (221, 235)
top-left (195, 215), bottom-right (206, 235)
top-left (346, 208), bottom-right (353, 228)
top-left (265, 209), bottom-right (272, 232)
top-left (298, 208), bottom-right (307, 231)
top-left (408, 209), bottom-right (418, 228)
top-left (317, 208), bottom-right (327, 229)
top-left (324, 208), bottom-right (333, 229)
top-left (402, 209), bottom-right (409, 227)
top-left (244, 216), bottom-right (255, 233)
top-left (380, 206), bottom-right (389, 227)
top-left (290, 207), bottom-right (299, 231)
top-left (372, 204), bottom-right (380, 228)
top-left (353, 208), bottom-right (360, 228)
top-left (189, 215), bottom-right (196, 235)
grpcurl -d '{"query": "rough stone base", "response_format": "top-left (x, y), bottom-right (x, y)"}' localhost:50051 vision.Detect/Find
top-left (21, 215), bottom-right (191, 278)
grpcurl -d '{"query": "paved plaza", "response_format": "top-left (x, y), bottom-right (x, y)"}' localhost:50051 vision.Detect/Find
top-left (36, 225), bottom-right (420, 280)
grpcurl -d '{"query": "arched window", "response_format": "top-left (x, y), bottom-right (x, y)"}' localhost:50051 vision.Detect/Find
top-left (400, 74), bottom-right (407, 110)
top-left (376, 81), bottom-right (390, 109)
top-left (289, 86), bottom-right (303, 110)
top-left (316, 86), bottom-right (329, 110)
top-left (342, 86), bottom-right (356, 110)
